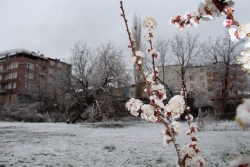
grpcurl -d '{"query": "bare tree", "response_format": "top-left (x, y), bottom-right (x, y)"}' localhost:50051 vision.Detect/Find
top-left (155, 37), bottom-right (169, 68)
top-left (91, 41), bottom-right (132, 88)
top-left (170, 32), bottom-right (200, 85)
top-left (154, 37), bottom-right (175, 98)
top-left (67, 41), bottom-right (132, 122)
top-left (201, 35), bottom-right (247, 115)
top-left (131, 13), bottom-right (144, 97)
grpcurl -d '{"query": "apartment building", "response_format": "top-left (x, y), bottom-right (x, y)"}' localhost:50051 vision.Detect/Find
top-left (158, 63), bottom-right (248, 108)
top-left (158, 65), bottom-right (208, 97)
top-left (0, 49), bottom-right (72, 104)
top-left (158, 65), bottom-right (182, 94)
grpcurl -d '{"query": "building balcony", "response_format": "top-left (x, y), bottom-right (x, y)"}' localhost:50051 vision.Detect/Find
top-left (0, 60), bottom-right (11, 65)
top-left (0, 70), bottom-right (8, 74)
top-left (0, 89), bottom-right (7, 94)
top-left (0, 80), bottom-right (8, 84)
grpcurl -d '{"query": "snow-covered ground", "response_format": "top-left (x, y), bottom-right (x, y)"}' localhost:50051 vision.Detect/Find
top-left (0, 121), bottom-right (249, 167)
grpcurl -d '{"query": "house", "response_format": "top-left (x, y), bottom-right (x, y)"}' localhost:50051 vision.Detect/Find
top-left (0, 49), bottom-right (72, 104)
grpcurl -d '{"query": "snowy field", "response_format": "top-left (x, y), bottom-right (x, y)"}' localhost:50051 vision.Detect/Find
top-left (0, 121), bottom-right (249, 167)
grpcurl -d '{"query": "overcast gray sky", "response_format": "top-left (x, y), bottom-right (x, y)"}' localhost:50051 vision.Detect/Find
top-left (0, 0), bottom-right (250, 65)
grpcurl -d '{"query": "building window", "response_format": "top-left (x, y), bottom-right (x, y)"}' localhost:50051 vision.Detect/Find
top-left (8, 83), bottom-right (12, 89)
top-left (13, 72), bottom-right (17, 78)
top-left (200, 68), bottom-right (204, 72)
top-left (189, 68), bottom-right (193, 73)
top-left (9, 63), bottom-right (13, 69)
top-left (200, 76), bottom-right (205, 80)
top-left (233, 90), bottom-right (238, 95)
top-left (48, 68), bottom-right (54, 74)
top-left (130, 91), bottom-right (135, 96)
top-left (26, 63), bottom-right (34, 70)
top-left (229, 74), bottom-right (234, 78)
top-left (208, 89), bottom-right (213, 96)
top-left (5, 75), bottom-right (8, 80)
top-left (26, 73), bottom-right (34, 79)
top-left (200, 82), bottom-right (205, 87)
top-left (0, 66), bottom-right (3, 71)
top-left (12, 83), bottom-right (16, 89)
top-left (25, 83), bottom-right (30, 90)
top-left (57, 62), bottom-right (62, 67)
top-left (8, 73), bottom-right (12, 79)
top-left (190, 84), bottom-right (194, 89)
top-left (13, 62), bottom-right (18, 68)
top-left (0, 75), bottom-right (2, 81)
top-left (190, 76), bottom-right (194, 81)
top-left (50, 61), bottom-right (55, 65)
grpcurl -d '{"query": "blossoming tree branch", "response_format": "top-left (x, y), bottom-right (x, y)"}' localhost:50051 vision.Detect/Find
top-left (169, 0), bottom-right (250, 130)
top-left (120, 0), bottom-right (250, 166)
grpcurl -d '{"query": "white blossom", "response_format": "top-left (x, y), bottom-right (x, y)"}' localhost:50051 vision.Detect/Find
top-left (237, 48), bottom-right (250, 73)
top-left (228, 27), bottom-right (239, 42)
top-left (223, 19), bottom-right (232, 28)
top-left (204, 0), bottom-right (221, 17)
top-left (181, 144), bottom-right (197, 157)
top-left (130, 56), bottom-right (137, 64)
top-left (235, 98), bottom-right (250, 128)
top-left (162, 129), bottom-right (172, 146)
top-left (187, 124), bottom-right (198, 135)
top-left (191, 156), bottom-right (208, 167)
top-left (135, 51), bottom-right (145, 58)
top-left (142, 17), bottom-right (157, 32)
top-left (171, 121), bottom-right (182, 135)
top-left (229, 155), bottom-right (250, 167)
top-left (238, 22), bottom-right (250, 39)
top-left (162, 134), bottom-right (172, 146)
top-left (190, 17), bottom-right (200, 28)
top-left (185, 114), bottom-right (194, 121)
top-left (143, 35), bottom-right (151, 42)
top-left (245, 39), bottom-right (250, 49)
top-left (137, 59), bottom-right (142, 65)
top-left (146, 73), bottom-right (155, 85)
top-left (165, 95), bottom-right (185, 120)
top-left (141, 104), bottom-right (156, 122)
top-left (125, 98), bottom-right (143, 116)
top-left (151, 84), bottom-right (167, 100)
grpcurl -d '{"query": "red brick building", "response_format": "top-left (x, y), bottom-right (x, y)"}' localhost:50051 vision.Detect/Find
top-left (0, 49), bottom-right (72, 104)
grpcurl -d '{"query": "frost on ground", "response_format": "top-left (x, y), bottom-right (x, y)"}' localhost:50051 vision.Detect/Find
top-left (0, 121), bottom-right (249, 167)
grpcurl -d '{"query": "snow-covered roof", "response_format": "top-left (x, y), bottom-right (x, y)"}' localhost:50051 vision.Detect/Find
top-left (0, 49), bottom-right (39, 58)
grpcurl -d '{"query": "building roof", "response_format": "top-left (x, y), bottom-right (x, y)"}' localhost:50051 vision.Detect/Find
top-left (0, 49), bottom-right (39, 58)
top-left (0, 49), bottom-right (72, 66)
